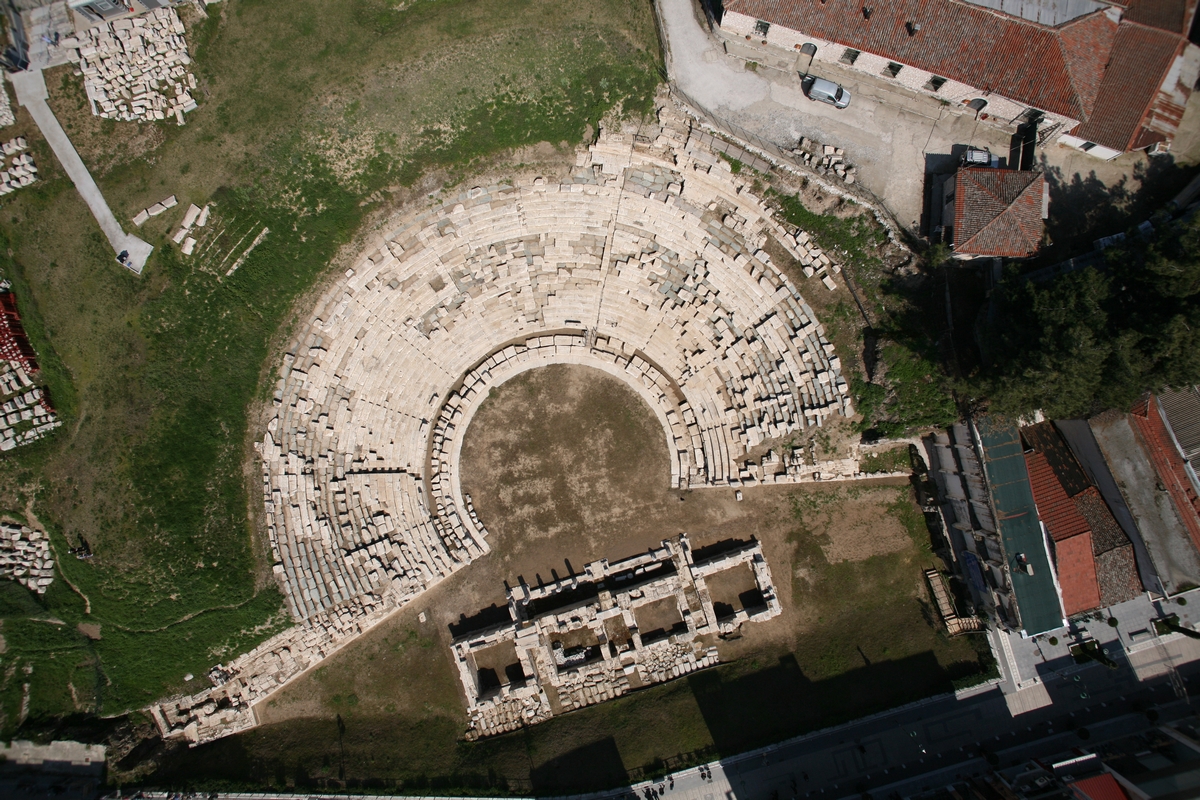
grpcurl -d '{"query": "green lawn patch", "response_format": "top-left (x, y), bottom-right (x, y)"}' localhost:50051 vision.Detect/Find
top-left (0, 0), bottom-right (662, 732)
top-left (859, 445), bottom-right (911, 474)
top-left (141, 486), bottom-right (989, 791)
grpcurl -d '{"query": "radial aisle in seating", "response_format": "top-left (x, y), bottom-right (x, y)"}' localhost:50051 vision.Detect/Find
top-left (150, 102), bottom-right (850, 746)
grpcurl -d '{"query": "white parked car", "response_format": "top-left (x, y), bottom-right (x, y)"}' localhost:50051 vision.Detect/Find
top-left (804, 76), bottom-right (851, 109)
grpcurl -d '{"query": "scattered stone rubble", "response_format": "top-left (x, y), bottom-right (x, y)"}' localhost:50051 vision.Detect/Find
top-left (0, 521), bottom-right (54, 594)
top-left (148, 101), bottom-right (860, 746)
top-left (792, 138), bottom-right (857, 185)
top-left (0, 287), bottom-right (59, 451)
top-left (737, 442), bottom-right (904, 484)
top-left (0, 83), bottom-right (14, 129)
top-left (170, 203), bottom-right (209, 255)
top-left (772, 224), bottom-right (843, 291)
top-left (62, 9), bottom-right (198, 125)
top-left (1, 156), bottom-right (36, 194)
top-left (0, 380), bottom-right (57, 452)
top-left (453, 534), bottom-right (780, 739)
top-left (151, 591), bottom-right (397, 745)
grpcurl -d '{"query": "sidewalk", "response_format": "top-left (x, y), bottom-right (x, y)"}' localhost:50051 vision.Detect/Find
top-left (8, 69), bottom-right (151, 275)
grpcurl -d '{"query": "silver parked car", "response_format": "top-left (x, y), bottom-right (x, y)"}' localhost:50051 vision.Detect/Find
top-left (803, 76), bottom-right (851, 109)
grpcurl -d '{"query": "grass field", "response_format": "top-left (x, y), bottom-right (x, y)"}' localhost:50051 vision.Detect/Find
top-left (136, 366), bottom-right (992, 792)
top-left (771, 192), bottom-right (958, 439)
top-left (0, 0), bottom-right (660, 735)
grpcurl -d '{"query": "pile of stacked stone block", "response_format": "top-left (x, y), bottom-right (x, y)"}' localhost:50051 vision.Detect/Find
top-left (62, 9), bottom-right (198, 125)
top-left (0, 84), bottom-right (14, 128)
top-left (0, 521), bottom-right (54, 594)
top-left (147, 102), bottom-right (855, 747)
top-left (0, 384), bottom-right (58, 451)
top-left (451, 533), bottom-right (774, 738)
top-left (0, 138), bottom-right (36, 196)
top-left (791, 138), bottom-right (858, 185)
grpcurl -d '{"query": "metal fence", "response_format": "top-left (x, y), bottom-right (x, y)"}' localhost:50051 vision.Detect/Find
top-left (664, 81), bottom-right (912, 246)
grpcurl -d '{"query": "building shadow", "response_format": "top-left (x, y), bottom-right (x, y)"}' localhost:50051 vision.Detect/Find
top-left (448, 603), bottom-right (512, 638)
top-left (688, 650), bottom-right (975, 756)
top-left (1036, 153), bottom-right (1197, 266)
top-left (530, 736), bottom-right (629, 794)
top-left (921, 144), bottom-right (1011, 238)
top-left (921, 146), bottom-right (975, 238)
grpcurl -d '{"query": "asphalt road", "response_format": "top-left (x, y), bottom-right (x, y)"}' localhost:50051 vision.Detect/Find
top-left (600, 659), bottom-right (1196, 800)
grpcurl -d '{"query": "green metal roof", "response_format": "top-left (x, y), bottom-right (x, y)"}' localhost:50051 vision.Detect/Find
top-left (975, 416), bottom-right (1065, 635)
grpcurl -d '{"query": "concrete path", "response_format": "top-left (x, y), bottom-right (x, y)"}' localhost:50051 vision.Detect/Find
top-left (8, 68), bottom-right (151, 275)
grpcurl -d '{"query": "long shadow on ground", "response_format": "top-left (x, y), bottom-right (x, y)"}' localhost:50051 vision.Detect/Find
top-left (136, 649), bottom-right (992, 794)
top-left (687, 650), bottom-right (975, 756)
top-left (1037, 154), bottom-right (1197, 266)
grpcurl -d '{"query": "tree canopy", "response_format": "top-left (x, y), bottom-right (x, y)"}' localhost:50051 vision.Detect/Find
top-left (972, 212), bottom-right (1200, 418)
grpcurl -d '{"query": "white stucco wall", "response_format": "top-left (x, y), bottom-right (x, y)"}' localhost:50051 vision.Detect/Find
top-left (720, 11), bottom-right (1080, 135)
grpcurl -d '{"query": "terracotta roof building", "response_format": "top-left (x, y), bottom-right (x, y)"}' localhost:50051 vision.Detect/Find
top-left (1068, 772), bottom-right (1134, 800)
top-left (1022, 421), bottom-right (1143, 615)
top-left (716, 0), bottom-right (1200, 158)
top-left (942, 167), bottom-right (1047, 257)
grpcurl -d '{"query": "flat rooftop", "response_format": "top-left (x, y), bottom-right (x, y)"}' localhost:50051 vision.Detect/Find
top-left (975, 417), bottom-right (1064, 635)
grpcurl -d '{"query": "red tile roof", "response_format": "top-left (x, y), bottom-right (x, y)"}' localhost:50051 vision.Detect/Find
top-left (723, 0), bottom-right (1116, 119)
top-left (953, 168), bottom-right (1045, 257)
top-left (1054, 531), bottom-right (1102, 616)
top-left (1069, 772), bottom-right (1132, 800)
top-left (1026, 450), bottom-right (1102, 614)
top-left (1124, 0), bottom-right (1195, 34)
top-left (1073, 23), bottom-right (1186, 151)
top-left (725, 0), bottom-right (1196, 153)
top-left (1027, 452), bottom-right (1092, 541)
top-left (1130, 397), bottom-right (1200, 552)
top-left (0, 291), bottom-right (39, 372)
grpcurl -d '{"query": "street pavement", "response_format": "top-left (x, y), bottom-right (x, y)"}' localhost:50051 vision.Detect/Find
top-left (655, 0), bottom-right (1198, 232)
top-left (603, 657), bottom-right (1196, 800)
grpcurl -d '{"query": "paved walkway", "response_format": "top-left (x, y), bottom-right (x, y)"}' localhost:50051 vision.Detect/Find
top-left (654, 0), bottom-right (1190, 229)
top-left (8, 68), bottom-right (151, 275)
top-left (655, 0), bottom-right (1012, 226)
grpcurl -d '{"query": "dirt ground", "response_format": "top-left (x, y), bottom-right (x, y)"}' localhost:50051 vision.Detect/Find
top-left (810, 486), bottom-right (911, 563)
top-left (259, 366), bottom-right (930, 726)
top-left (174, 365), bottom-right (985, 791)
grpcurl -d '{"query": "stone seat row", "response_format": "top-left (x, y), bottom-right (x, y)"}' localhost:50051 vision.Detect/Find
top-left (157, 109), bottom-right (850, 747)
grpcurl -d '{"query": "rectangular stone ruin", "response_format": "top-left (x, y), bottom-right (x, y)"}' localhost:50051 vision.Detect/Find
top-left (449, 532), bottom-right (781, 739)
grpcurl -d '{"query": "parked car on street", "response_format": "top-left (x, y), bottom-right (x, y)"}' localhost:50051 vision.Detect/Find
top-left (803, 76), bottom-right (850, 108)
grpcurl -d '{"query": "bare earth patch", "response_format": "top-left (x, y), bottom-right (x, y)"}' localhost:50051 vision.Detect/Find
top-left (210, 366), bottom-right (983, 791)
top-left (460, 363), bottom-right (668, 561)
top-left (810, 486), bottom-right (911, 563)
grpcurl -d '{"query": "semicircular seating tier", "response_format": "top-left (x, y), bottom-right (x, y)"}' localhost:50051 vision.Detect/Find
top-left (262, 129), bottom-right (851, 623)
top-left (150, 109), bottom-right (855, 748)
